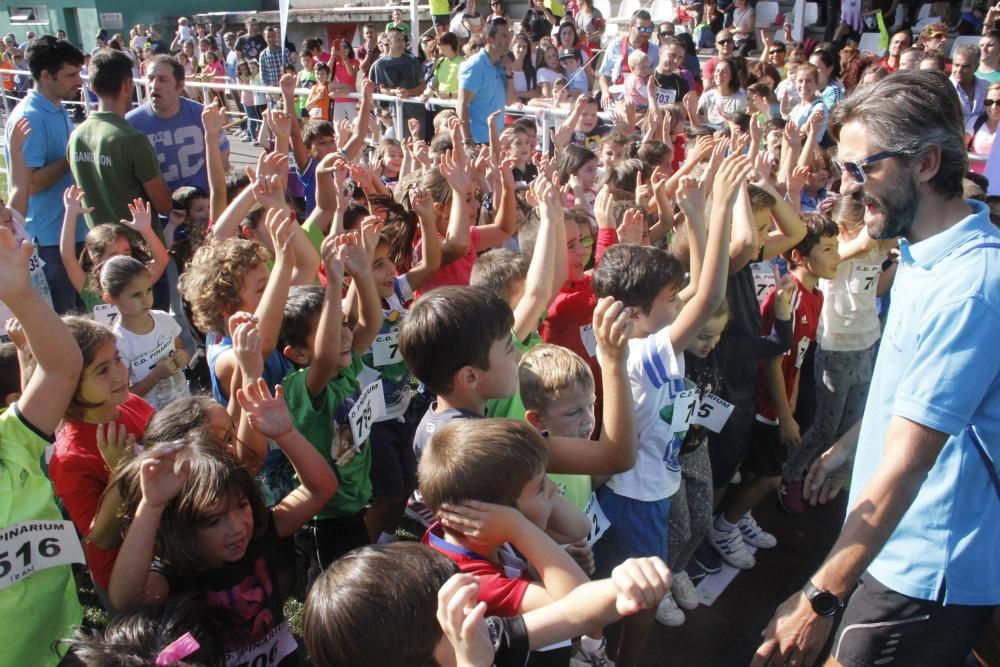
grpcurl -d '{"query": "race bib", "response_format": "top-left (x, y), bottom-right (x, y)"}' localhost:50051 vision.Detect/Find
top-left (92, 303), bottom-right (119, 326)
top-left (0, 520), bottom-right (86, 590)
top-left (580, 324), bottom-right (598, 357)
top-left (372, 331), bottom-right (403, 366)
top-left (655, 88), bottom-right (678, 105)
top-left (226, 621), bottom-right (297, 667)
top-left (794, 337), bottom-right (810, 369)
top-left (691, 393), bottom-right (736, 433)
top-left (750, 262), bottom-right (776, 307)
top-left (669, 389), bottom-right (699, 433)
top-left (349, 379), bottom-right (386, 449)
top-left (583, 492), bottom-right (611, 546)
top-left (848, 263), bottom-right (880, 294)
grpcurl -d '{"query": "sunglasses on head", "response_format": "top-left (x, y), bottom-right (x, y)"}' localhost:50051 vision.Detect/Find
top-left (717, 38), bottom-right (734, 45)
top-left (833, 150), bottom-right (903, 184)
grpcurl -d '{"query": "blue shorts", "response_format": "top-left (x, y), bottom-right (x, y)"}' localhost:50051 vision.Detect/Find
top-left (592, 486), bottom-right (671, 579)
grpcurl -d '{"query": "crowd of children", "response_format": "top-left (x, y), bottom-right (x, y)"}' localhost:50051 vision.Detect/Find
top-left (5, 7), bottom-right (1000, 666)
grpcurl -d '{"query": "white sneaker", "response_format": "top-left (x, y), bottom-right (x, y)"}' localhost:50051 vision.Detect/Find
top-left (671, 570), bottom-right (700, 610)
top-left (654, 593), bottom-right (686, 626)
top-left (738, 512), bottom-right (777, 549)
top-left (709, 519), bottom-right (756, 569)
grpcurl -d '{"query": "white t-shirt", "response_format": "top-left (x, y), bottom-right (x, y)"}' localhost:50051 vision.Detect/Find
top-left (605, 326), bottom-right (686, 501)
top-left (817, 245), bottom-right (882, 352)
top-left (0, 209), bottom-right (52, 327)
top-left (537, 67), bottom-right (562, 88)
top-left (113, 310), bottom-right (189, 409)
top-left (697, 88), bottom-right (748, 129)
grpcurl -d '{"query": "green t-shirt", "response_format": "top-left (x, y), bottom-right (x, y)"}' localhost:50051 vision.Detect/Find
top-left (386, 21), bottom-right (411, 36)
top-left (296, 70), bottom-right (319, 116)
top-left (282, 353), bottom-right (372, 519)
top-left (485, 329), bottom-right (542, 421)
top-left (0, 406), bottom-right (83, 666)
top-left (430, 0), bottom-right (450, 15)
top-left (68, 112), bottom-right (163, 229)
top-left (302, 218), bottom-right (325, 255)
top-left (976, 68), bottom-right (1000, 84)
top-left (548, 473), bottom-right (592, 511)
top-left (434, 55), bottom-right (464, 94)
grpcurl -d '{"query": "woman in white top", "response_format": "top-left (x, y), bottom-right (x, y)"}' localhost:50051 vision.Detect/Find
top-left (781, 197), bottom-right (897, 504)
top-left (510, 32), bottom-right (541, 101)
top-left (966, 81), bottom-right (1000, 174)
top-left (726, 0), bottom-right (756, 57)
top-left (694, 58), bottom-right (748, 130)
top-left (535, 43), bottom-right (563, 97)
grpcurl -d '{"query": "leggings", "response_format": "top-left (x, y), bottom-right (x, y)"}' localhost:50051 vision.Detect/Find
top-left (667, 444), bottom-right (714, 572)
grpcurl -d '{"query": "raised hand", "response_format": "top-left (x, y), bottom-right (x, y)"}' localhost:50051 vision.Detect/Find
top-left (711, 153), bottom-right (753, 208)
top-left (230, 314), bottom-right (264, 381)
top-left (360, 216), bottom-right (384, 260)
top-left (634, 171), bottom-right (653, 209)
top-left (593, 296), bottom-right (634, 360)
top-left (436, 575), bottom-right (493, 667)
top-left (96, 421), bottom-right (139, 471)
top-left (335, 230), bottom-right (371, 278)
top-left (617, 207), bottom-right (645, 245)
top-left (0, 228), bottom-right (35, 304)
top-left (62, 184), bottom-right (95, 218)
top-left (265, 208), bottom-right (297, 265)
top-left (675, 175), bottom-right (706, 218)
top-left (279, 72), bottom-right (296, 98)
top-left (251, 173), bottom-right (289, 212)
top-left (122, 197), bottom-right (153, 232)
top-left (201, 101), bottom-right (227, 136)
top-left (409, 186), bottom-right (436, 220)
top-left (407, 117), bottom-right (421, 140)
top-left (320, 235), bottom-right (346, 287)
top-left (139, 442), bottom-right (190, 509)
top-left (788, 164), bottom-right (810, 195)
top-left (594, 185), bottom-right (614, 229)
top-left (8, 117), bottom-right (30, 154)
top-left (4, 317), bottom-right (28, 351)
top-left (236, 378), bottom-right (295, 441)
top-left (264, 108), bottom-right (293, 140)
top-left (440, 148), bottom-right (474, 195)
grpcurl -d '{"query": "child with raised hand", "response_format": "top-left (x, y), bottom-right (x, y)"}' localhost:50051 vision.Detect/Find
top-left (589, 153), bottom-right (752, 667)
top-left (363, 191), bottom-right (442, 544)
top-left (47, 316), bottom-right (155, 608)
top-left (108, 378), bottom-right (338, 665)
top-left (279, 231), bottom-right (383, 586)
top-left (0, 226), bottom-right (85, 666)
top-left (60, 190), bottom-right (169, 322)
top-left (0, 117), bottom-right (52, 324)
top-left (101, 256), bottom-right (191, 410)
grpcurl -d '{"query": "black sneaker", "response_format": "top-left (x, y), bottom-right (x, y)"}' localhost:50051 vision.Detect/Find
top-left (693, 540), bottom-right (723, 575)
top-left (685, 558), bottom-right (707, 585)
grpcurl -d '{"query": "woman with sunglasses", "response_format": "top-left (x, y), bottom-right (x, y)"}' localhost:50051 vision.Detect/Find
top-left (966, 81), bottom-right (1000, 173)
top-left (725, 0), bottom-right (756, 57)
top-left (330, 38), bottom-right (360, 122)
top-left (487, 0), bottom-right (508, 22)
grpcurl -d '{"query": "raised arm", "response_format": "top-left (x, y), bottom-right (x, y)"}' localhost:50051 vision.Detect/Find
top-left (120, 198), bottom-right (169, 282)
top-left (202, 101), bottom-right (230, 222)
top-left (513, 176), bottom-right (561, 341)
top-left (6, 118), bottom-right (31, 218)
top-left (403, 187), bottom-right (443, 291)
top-left (59, 185), bottom-right (93, 294)
top-left (339, 229), bottom-right (384, 354)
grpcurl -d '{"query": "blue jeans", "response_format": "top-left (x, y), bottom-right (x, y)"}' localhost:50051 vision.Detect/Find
top-left (37, 244), bottom-right (82, 315)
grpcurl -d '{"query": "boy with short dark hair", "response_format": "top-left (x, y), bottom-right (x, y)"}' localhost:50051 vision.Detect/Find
top-left (713, 212), bottom-right (839, 548)
top-left (278, 232), bottom-right (384, 586)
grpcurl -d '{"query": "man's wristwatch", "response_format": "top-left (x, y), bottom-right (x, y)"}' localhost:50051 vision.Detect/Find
top-left (803, 580), bottom-right (844, 617)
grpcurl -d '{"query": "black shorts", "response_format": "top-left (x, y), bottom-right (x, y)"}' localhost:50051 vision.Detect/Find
top-left (833, 572), bottom-right (998, 667)
top-left (295, 512), bottom-right (370, 589)
top-left (369, 415), bottom-right (419, 498)
top-left (432, 13), bottom-right (450, 26)
top-left (746, 419), bottom-right (786, 478)
top-left (708, 397), bottom-right (755, 489)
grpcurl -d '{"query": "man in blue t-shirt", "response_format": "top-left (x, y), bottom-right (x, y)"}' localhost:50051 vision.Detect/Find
top-left (754, 70), bottom-right (1000, 667)
top-left (457, 18), bottom-right (512, 146)
top-left (3, 36), bottom-right (86, 314)
top-left (126, 55), bottom-right (230, 194)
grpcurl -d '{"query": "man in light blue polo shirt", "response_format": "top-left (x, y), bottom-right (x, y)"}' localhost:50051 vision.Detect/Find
top-left (457, 17), bottom-right (512, 146)
top-left (3, 36), bottom-right (85, 314)
top-left (754, 70), bottom-right (1000, 667)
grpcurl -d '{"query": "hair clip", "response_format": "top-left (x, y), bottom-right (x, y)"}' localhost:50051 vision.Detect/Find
top-left (155, 632), bottom-right (200, 666)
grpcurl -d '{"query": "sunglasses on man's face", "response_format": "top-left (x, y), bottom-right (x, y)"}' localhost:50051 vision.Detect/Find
top-left (717, 38), bottom-right (734, 45)
top-left (636, 25), bottom-right (655, 34)
top-left (833, 150), bottom-right (902, 184)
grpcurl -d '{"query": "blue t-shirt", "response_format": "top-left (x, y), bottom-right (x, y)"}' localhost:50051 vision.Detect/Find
top-left (458, 50), bottom-right (507, 145)
top-left (126, 97), bottom-right (230, 193)
top-left (4, 90), bottom-right (85, 246)
top-left (849, 200), bottom-right (1000, 605)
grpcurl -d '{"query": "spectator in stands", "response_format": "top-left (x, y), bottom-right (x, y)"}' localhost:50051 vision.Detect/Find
top-left (978, 29), bottom-right (1000, 83)
top-left (702, 28), bottom-right (738, 91)
top-left (523, 0), bottom-right (555, 44)
top-left (899, 45), bottom-right (924, 70)
top-left (458, 17), bottom-right (512, 145)
top-left (68, 49), bottom-right (171, 229)
top-left (726, 0), bottom-right (756, 57)
top-left (918, 22), bottom-right (949, 58)
top-left (3, 35), bottom-right (85, 315)
top-left (234, 18), bottom-right (266, 62)
top-left (598, 9), bottom-right (659, 108)
top-left (146, 25), bottom-right (169, 55)
top-left (952, 44), bottom-right (989, 125)
top-left (881, 29), bottom-right (911, 72)
top-left (966, 80), bottom-right (1000, 163)
top-left (574, 0), bottom-right (606, 50)
top-left (370, 28), bottom-right (426, 135)
top-left (126, 55), bottom-right (230, 194)
top-left (259, 26), bottom-right (289, 88)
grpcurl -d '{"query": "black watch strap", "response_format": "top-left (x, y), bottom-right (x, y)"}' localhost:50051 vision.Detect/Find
top-left (803, 580), bottom-right (844, 617)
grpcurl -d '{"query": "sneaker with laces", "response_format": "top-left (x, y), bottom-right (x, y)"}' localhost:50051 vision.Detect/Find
top-left (569, 638), bottom-right (615, 667)
top-left (671, 570), bottom-right (700, 610)
top-left (692, 540), bottom-right (723, 575)
top-left (404, 499), bottom-right (436, 527)
top-left (709, 520), bottom-right (756, 569)
top-left (738, 512), bottom-right (777, 549)
top-left (654, 593), bottom-right (686, 626)
top-left (777, 478), bottom-right (806, 515)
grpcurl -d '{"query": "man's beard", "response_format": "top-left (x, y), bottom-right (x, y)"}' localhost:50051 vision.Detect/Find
top-left (863, 173), bottom-right (918, 240)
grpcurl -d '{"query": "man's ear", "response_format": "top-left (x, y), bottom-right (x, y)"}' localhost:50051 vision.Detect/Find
top-left (915, 144), bottom-right (942, 186)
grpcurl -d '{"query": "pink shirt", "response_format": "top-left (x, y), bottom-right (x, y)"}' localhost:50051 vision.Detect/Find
top-left (331, 57), bottom-right (360, 102)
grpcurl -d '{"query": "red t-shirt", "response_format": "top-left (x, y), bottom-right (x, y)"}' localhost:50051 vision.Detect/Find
top-left (754, 274), bottom-right (823, 422)
top-left (49, 394), bottom-right (155, 588)
top-left (423, 523), bottom-right (531, 617)
top-left (417, 225), bottom-right (481, 295)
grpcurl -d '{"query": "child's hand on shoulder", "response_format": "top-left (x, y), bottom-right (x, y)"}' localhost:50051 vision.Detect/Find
top-left (96, 421), bottom-right (140, 471)
top-left (139, 442), bottom-right (191, 510)
top-left (436, 574), bottom-right (493, 667)
top-left (440, 500), bottom-right (524, 551)
top-left (593, 296), bottom-right (634, 360)
top-left (610, 556), bottom-right (672, 616)
top-left (236, 378), bottom-right (295, 441)
top-left (62, 184), bottom-right (94, 219)
top-left (122, 198), bottom-right (153, 232)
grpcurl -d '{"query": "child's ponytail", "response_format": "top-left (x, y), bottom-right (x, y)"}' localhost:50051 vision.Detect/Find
top-left (99, 255), bottom-right (150, 298)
